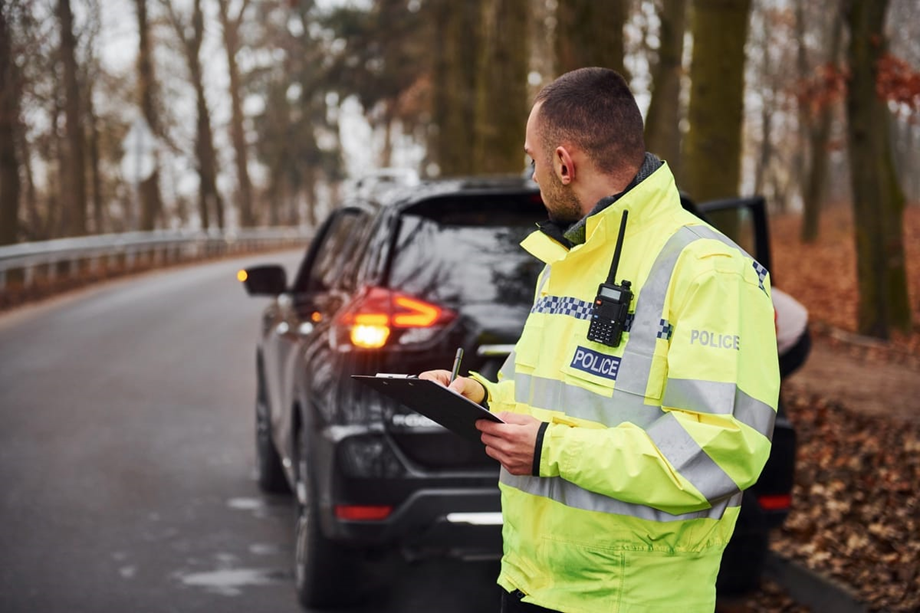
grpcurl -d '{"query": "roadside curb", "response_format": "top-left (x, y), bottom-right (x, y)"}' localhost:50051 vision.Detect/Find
top-left (765, 553), bottom-right (877, 613)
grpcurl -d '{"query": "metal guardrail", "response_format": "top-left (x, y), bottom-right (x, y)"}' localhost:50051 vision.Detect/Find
top-left (0, 227), bottom-right (312, 291)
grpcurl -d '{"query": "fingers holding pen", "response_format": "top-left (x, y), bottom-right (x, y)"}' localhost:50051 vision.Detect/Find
top-left (418, 370), bottom-right (486, 404)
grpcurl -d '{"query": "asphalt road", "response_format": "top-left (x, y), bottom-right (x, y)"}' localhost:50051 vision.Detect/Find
top-left (0, 253), bottom-right (501, 613)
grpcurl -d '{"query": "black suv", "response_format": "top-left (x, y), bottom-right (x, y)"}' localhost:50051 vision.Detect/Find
top-left (242, 177), bottom-right (795, 608)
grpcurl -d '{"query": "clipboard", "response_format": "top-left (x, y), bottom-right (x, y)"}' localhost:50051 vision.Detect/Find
top-left (351, 375), bottom-right (504, 442)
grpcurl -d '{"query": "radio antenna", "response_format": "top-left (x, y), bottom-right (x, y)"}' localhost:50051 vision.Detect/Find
top-left (606, 210), bottom-right (629, 285)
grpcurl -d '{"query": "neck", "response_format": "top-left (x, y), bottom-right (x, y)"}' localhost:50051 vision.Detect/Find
top-left (576, 173), bottom-right (633, 216)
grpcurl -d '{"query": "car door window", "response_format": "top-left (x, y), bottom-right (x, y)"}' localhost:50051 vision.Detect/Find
top-left (338, 213), bottom-right (378, 292)
top-left (295, 210), bottom-right (368, 294)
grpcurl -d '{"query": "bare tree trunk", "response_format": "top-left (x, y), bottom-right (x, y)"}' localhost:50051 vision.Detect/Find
top-left (19, 121), bottom-right (38, 238)
top-left (303, 166), bottom-right (317, 228)
top-left (135, 0), bottom-right (164, 231)
top-left (267, 178), bottom-right (280, 227)
top-left (554, 0), bottom-right (627, 77)
top-left (165, 0), bottom-right (224, 230)
top-left (473, 0), bottom-right (529, 174)
top-left (49, 100), bottom-right (65, 238)
top-left (380, 102), bottom-right (394, 169)
top-left (910, 121), bottom-right (919, 203)
top-left (844, 0), bottom-right (911, 338)
top-left (432, 0), bottom-right (480, 176)
top-left (86, 89), bottom-right (104, 234)
top-left (645, 0), bottom-right (687, 173)
top-left (0, 1), bottom-right (22, 245)
top-left (57, 0), bottom-right (87, 237)
top-left (801, 1), bottom-right (843, 243)
top-left (755, 101), bottom-right (774, 201)
top-left (217, 0), bottom-right (255, 227)
top-left (682, 0), bottom-right (752, 239)
top-left (754, 9), bottom-right (773, 201)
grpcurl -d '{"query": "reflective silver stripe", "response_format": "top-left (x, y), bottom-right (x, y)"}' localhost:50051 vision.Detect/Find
top-left (501, 469), bottom-right (742, 522)
top-left (498, 351), bottom-right (516, 381)
top-left (685, 224), bottom-right (751, 260)
top-left (646, 413), bottom-right (740, 503)
top-left (662, 378), bottom-right (776, 440)
top-left (611, 227), bottom-right (699, 402)
top-left (514, 372), bottom-right (663, 428)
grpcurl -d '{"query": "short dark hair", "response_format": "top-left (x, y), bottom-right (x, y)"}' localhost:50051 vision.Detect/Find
top-left (534, 67), bottom-right (645, 177)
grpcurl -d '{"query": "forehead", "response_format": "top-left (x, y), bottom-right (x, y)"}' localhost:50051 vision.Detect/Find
top-left (525, 103), bottom-right (543, 152)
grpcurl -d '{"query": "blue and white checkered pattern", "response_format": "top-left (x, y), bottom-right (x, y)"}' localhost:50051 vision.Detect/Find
top-left (752, 261), bottom-right (768, 292)
top-left (531, 295), bottom-right (594, 320)
top-left (624, 313), bottom-right (635, 332)
top-left (657, 319), bottom-right (673, 340)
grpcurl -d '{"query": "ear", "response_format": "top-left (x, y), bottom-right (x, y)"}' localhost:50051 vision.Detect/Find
top-left (553, 146), bottom-right (575, 185)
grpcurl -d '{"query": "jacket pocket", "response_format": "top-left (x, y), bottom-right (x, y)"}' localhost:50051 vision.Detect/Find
top-left (612, 349), bottom-right (668, 402)
top-left (560, 331), bottom-right (669, 403)
top-left (539, 535), bottom-right (624, 608)
top-left (559, 332), bottom-right (623, 396)
top-left (513, 315), bottom-right (544, 369)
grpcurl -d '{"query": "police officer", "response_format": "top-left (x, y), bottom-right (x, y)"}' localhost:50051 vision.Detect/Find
top-left (421, 68), bottom-right (779, 612)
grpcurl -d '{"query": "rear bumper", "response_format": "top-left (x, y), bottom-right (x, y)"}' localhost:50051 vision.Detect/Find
top-left (311, 424), bottom-right (503, 559)
top-left (323, 487), bottom-right (503, 560)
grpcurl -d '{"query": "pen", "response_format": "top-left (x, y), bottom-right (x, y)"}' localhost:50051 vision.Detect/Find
top-left (449, 347), bottom-right (464, 383)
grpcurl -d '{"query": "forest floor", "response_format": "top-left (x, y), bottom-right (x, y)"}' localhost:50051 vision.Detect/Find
top-left (764, 205), bottom-right (920, 612)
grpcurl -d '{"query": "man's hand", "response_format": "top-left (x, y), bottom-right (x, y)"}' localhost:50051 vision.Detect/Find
top-left (418, 369), bottom-right (486, 405)
top-left (476, 413), bottom-right (542, 475)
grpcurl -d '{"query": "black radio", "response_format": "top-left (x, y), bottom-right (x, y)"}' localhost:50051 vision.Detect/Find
top-left (587, 281), bottom-right (633, 346)
top-left (587, 210), bottom-right (633, 348)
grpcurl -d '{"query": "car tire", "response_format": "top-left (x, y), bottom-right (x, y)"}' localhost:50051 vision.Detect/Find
top-left (255, 381), bottom-right (289, 494)
top-left (294, 427), bottom-right (363, 609)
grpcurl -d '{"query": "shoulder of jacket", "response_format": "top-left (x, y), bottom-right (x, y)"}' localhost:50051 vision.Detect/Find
top-left (672, 229), bottom-right (755, 282)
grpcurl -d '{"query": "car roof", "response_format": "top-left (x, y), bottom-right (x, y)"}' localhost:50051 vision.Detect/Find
top-left (350, 175), bottom-right (540, 211)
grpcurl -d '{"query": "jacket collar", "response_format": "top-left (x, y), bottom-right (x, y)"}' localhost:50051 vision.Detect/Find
top-left (563, 152), bottom-right (663, 245)
top-left (521, 161), bottom-right (680, 265)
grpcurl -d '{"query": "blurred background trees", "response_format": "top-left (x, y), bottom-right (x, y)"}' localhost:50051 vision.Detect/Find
top-left (0, 0), bottom-right (917, 335)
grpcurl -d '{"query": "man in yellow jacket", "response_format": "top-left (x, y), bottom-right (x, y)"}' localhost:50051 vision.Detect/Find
top-left (421, 67), bottom-right (779, 613)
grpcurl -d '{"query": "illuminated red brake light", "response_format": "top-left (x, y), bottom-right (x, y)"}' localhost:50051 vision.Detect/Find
top-left (392, 295), bottom-right (442, 327)
top-left (335, 287), bottom-right (455, 349)
top-left (757, 493), bottom-right (792, 511)
top-left (335, 505), bottom-right (393, 521)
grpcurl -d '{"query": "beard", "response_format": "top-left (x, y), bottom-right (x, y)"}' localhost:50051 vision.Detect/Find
top-left (541, 171), bottom-right (583, 226)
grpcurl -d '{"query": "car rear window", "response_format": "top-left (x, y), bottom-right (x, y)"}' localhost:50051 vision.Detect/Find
top-left (389, 196), bottom-right (545, 308)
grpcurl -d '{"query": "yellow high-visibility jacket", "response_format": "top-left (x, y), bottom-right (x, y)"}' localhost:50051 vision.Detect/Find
top-left (472, 163), bottom-right (779, 612)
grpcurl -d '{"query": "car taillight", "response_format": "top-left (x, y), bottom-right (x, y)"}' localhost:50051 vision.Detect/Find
top-left (757, 493), bottom-right (792, 511)
top-left (335, 287), bottom-right (456, 349)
